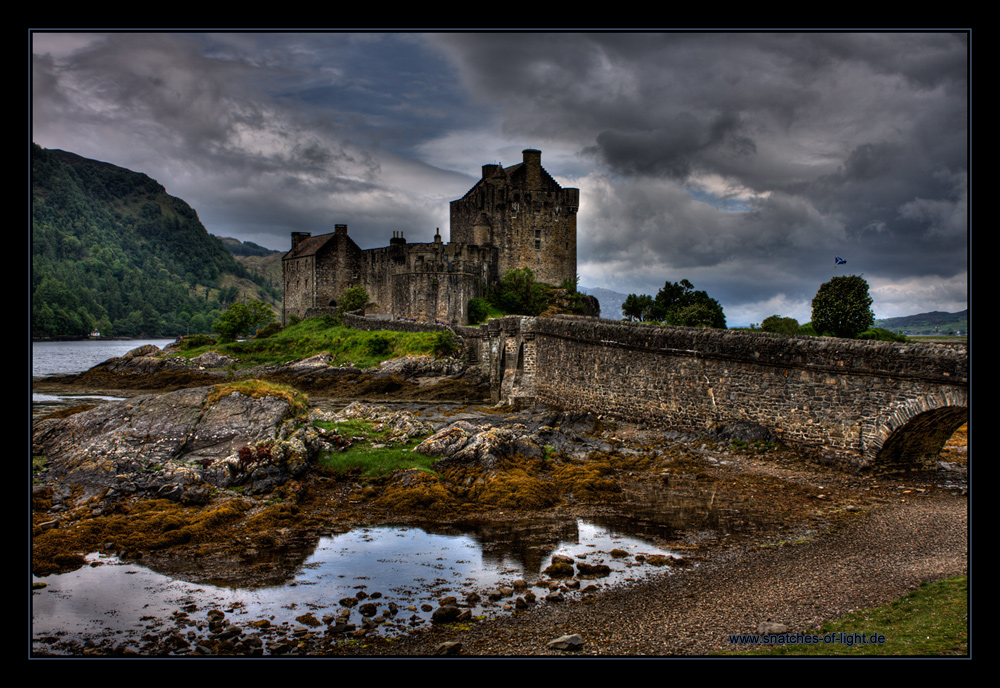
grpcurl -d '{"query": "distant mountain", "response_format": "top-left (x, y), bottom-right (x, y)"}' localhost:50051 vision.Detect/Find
top-left (31, 144), bottom-right (278, 338)
top-left (875, 310), bottom-right (968, 335)
top-left (216, 236), bottom-right (280, 258)
top-left (579, 286), bottom-right (627, 320)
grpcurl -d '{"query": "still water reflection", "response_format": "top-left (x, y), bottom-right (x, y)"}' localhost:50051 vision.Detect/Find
top-left (32, 518), bottom-right (683, 653)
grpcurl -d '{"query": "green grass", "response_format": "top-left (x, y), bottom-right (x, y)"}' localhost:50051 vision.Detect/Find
top-left (313, 418), bottom-right (392, 441)
top-left (313, 418), bottom-right (437, 479)
top-left (317, 436), bottom-right (437, 479)
top-left (173, 316), bottom-right (445, 369)
top-left (722, 576), bottom-right (968, 656)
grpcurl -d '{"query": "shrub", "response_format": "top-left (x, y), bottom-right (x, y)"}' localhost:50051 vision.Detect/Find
top-left (761, 315), bottom-right (800, 335)
top-left (175, 334), bottom-right (217, 350)
top-left (338, 285), bottom-right (369, 314)
top-left (254, 322), bottom-right (283, 339)
top-left (367, 333), bottom-right (392, 356)
top-left (491, 268), bottom-right (547, 316)
top-left (857, 327), bottom-right (908, 342)
top-left (434, 330), bottom-right (458, 357)
top-left (468, 297), bottom-right (490, 324)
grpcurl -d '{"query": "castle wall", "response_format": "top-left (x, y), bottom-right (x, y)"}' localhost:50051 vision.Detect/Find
top-left (282, 253), bottom-right (315, 325)
top-left (361, 238), bottom-right (498, 324)
top-left (318, 228), bottom-right (366, 310)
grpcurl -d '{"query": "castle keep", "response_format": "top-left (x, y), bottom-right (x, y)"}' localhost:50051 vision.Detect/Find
top-left (282, 149), bottom-right (579, 325)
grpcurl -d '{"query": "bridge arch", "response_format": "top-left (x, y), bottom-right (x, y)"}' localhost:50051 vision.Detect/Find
top-left (867, 391), bottom-right (969, 471)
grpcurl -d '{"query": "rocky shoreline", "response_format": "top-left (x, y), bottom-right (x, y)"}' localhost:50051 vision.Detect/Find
top-left (31, 344), bottom-right (969, 657)
top-left (33, 341), bottom-right (490, 402)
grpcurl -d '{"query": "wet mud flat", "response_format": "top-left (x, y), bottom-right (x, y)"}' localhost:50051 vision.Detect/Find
top-left (31, 397), bottom-right (969, 657)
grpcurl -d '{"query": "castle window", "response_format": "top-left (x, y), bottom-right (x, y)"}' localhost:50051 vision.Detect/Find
top-left (535, 239), bottom-right (541, 250)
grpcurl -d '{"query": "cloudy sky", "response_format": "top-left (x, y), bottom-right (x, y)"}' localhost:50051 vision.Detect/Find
top-left (31, 31), bottom-right (969, 326)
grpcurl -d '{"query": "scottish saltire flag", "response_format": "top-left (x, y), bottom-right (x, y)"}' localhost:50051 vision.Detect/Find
top-left (835, 256), bottom-right (847, 265)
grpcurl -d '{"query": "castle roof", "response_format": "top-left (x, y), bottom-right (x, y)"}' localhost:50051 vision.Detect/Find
top-left (283, 233), bottom-right (335, 260)
top-left (457, 149), bottom-right (564, 201)
top-left (283, 228), bottom-right (360, 260)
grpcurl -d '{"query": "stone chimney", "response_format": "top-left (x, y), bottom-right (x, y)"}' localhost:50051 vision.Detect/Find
top-left (482, 163), bottom-right (502, 178)
top-left (523, 149), bottom-right (542, 188)
top-left (291, 231), bottom-right (311, 251)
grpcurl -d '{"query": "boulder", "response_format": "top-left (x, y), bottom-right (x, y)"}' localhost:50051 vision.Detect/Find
top-left (32, 384), bottom-right (306, 500)
top-left (415, 421), bottom-right (543, 470)
top-left (546, 634), bottom-right (584, 651)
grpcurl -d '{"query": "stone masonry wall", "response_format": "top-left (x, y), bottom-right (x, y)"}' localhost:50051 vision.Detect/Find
top-left (517, 317), bottom-right (968, 469)
top-left (342, 312), bottom-right (454, 335)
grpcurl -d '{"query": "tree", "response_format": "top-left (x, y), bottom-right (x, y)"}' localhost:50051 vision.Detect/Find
top-left (621, 280), bottom-right (725, 328)
top-left (760, 314), bottom-right (800, 335)
top-left (622, 293), bottom-right (655, 322)
top-left (467, 297), bottom-right (490, 324)
top-left (338, 285), bottom-right (369, 314)
top-left (491, 268), bottom-right (547, 316)
top-left (651, 279), bottom-right (727, 328)
top-left (810, 275), bottom-right (874, 338)
top-left (213, 299), bottom-right (275, 342)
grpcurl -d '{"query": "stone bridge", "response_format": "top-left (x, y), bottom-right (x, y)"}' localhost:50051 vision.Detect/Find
top-left (460, 315), bottom-right (969, 472)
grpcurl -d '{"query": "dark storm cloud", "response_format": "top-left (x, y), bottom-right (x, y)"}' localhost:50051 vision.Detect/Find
top-left (428, 31), bottom-right (968, 323)
top-left (32, 31), bottom-right (968, 324)
top-left (32, 32), bottom-right (477, 250)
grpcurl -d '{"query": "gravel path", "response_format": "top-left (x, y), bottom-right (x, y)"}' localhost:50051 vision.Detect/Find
top-left (363, 494), bottom-right (968, 656)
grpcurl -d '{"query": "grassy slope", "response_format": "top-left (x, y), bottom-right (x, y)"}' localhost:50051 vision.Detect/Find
top-left (173, 316), bottom-right (449, 369)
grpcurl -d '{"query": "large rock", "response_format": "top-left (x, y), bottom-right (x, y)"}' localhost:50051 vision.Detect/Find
top-left (32, 385), bottom-right (301, 500)
top-left (68, 344), bottom-right (223, 390)
top-left (415, 421), bottom-right (544, 470)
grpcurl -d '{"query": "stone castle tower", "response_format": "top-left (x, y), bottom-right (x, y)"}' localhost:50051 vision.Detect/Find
top-left (450, 149), bottom-right (579, 286)
top-left (282, 149), bottom-right (579, 325)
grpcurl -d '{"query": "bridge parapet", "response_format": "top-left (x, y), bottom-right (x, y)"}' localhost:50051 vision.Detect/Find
top-left (479, 316), bottom-right (968, 471)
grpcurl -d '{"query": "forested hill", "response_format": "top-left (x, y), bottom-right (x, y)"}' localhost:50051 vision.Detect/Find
top-left (31, 144), bottom-right (278, 339)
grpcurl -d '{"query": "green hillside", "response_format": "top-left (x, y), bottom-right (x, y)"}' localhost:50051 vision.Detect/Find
top-left (31, 144), bottom-right (279, 338)
top-left (874, 310), bottom-right (968, 336)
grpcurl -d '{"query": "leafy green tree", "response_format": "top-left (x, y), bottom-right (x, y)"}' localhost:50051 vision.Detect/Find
top-left (811, 275), bottom-right (874, 338)
top-left (467, 297), bottom-right (490, 324)
top-left (622, 293), bottom-right (655, 321)
top-left (760, 315), bottom-right (800, 335)
top-left (641, 279), bottom-right (727, 328)
top-left (338, 285), bottom-right (369, 314)
top-left (491, 268), bottom-right (547, 316)
top-left (213, 300), bottom-right (275, 342)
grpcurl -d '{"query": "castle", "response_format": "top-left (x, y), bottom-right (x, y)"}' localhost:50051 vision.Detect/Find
top-left (282, 149), bottom-right (579, 326)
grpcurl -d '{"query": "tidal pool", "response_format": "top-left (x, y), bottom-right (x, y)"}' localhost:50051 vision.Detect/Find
top-left (32, 516), bottom-right (686, 655)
